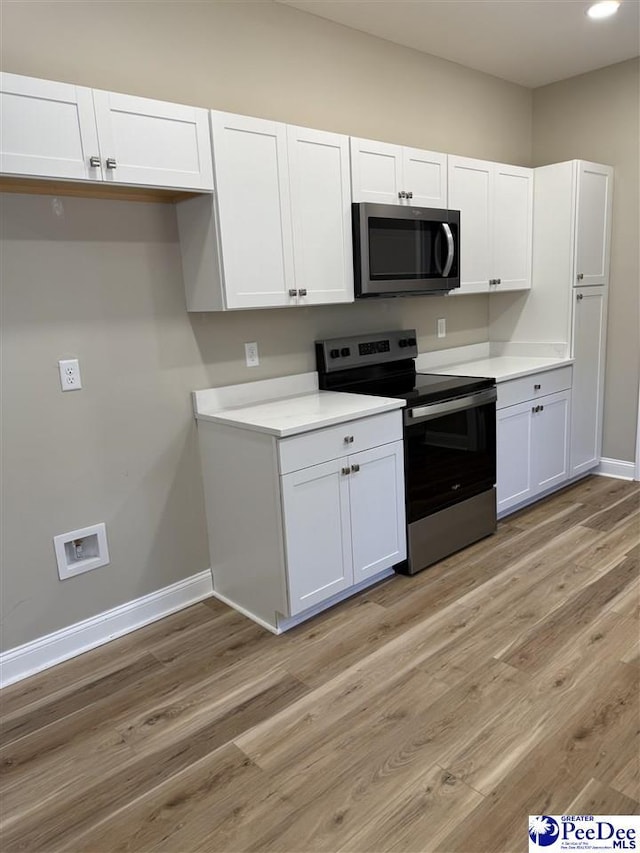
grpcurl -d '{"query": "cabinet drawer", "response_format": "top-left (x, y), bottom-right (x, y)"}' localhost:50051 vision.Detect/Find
top-left (278, 410), bottom-right (402, 474)
top-left (497, 366), bottom-right (572, 410)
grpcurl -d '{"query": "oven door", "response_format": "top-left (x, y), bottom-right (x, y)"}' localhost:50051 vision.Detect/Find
top-left (403, 388), bottom-right (496, 522)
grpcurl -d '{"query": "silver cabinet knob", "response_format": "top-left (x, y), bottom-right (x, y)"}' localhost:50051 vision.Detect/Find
top-left (398, 191), bottom-right (406, 199)
top-left (288, 289), bottom-right (298, 297)
top-left (540, 405), bottom-right (544, 412)
top-left (344, 435), bottom-right (354, 444)
top-left (534, 384), bottom-right (541, 391)
top-left (497, 278), bottom-right (501, 284)
top-left (106, 158), bottom-right (117, 170)
top-left (407, 191), bottom-right (413, 199)
top-left (298, 288), bottom-right (307, 297)
top-left (577, 293), bottom-right (584, 301)
top-left (577, 273), bottom-right (584, 281)
top-left (341, 467), bottom-right (350, 476)
top-left (89, 156), bottom-right (101, 168)
top-left (351, 464), bottom-right (360, 473)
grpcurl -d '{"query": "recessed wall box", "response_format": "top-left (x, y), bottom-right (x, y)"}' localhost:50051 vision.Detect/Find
top-left (54, 523), bottom-right (110, 580)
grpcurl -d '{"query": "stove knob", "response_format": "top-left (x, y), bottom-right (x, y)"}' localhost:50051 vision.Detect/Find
top-left (398, 339), bottom-right (408, 348)
top-left (330, 348), bottom-right (340, 359)
top-left (408, 337), bottom-right (417, 346)
top-left (341, 347), bottom-right (351, 357)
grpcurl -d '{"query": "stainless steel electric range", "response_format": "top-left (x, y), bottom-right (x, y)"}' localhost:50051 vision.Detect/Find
top-left (316, 329), bottom-right (497, 575)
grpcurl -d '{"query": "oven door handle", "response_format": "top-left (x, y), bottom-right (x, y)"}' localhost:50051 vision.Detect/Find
top-left (441, 223), bottom-right (455, 278)
top-left (405, 387), bottom-right (497, 424)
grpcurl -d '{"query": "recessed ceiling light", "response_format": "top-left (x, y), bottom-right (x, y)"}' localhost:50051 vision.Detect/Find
top-left (587, 1), bottom-right (621, 19)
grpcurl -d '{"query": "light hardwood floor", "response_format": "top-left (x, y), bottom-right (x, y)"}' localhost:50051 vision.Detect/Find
top-left (1, 475), bottom-right (638, 852)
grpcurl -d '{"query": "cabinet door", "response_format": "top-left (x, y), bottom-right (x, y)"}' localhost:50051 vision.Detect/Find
top-left (92, 91), bottom-right (213, 191)
top-left (281, 459), bottom-right (353, 616)
top-left (497, 401), bottom-right (533, 513)
top-left (448, 156), bottom-right (493, 294)
top-left (211, 111), bottom-right (295, 309)
top-left (402, 147), bottom-right (447, 207)
top-left (348, 441), bottom-right (406, 582)
top-left (532, 391), bottom-right (570, 492)
top-left (570, 286), bottom-right (607, 476)
top-left (287, 126), bottom-right (354, 305)
top-left (574, 162), bottom-right (613, 287)
top-left (350, 137), bottom-right (403, 204)
top-left (0, 72), bottom-right (101, 181)
top-left (492, 164), bottom-right (533, 292)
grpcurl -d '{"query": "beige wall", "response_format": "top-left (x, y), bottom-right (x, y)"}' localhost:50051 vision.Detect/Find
top-left (0, 1), bottom-right (532, 651)
top-left (532, 58), bottom-right (640, 462)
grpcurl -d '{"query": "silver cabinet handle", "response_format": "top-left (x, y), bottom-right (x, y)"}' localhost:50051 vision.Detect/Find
top-left (398, 191), bottom-right (406, 199)
top-left (89, 156), bottom-right (101, 168)
top-left (497, 278), bottom-right (501, 284)
top-left (298, 288), bottom-right (307, 296)
top-left (351, 464), bottom-right (360, 473)
top-left (540, 405), bottom-right (544, 412)
top-left (441, 223), bottom-right (455, 278)
top-left (288, 289), bottom-right (298, 297)
top-left (407, 191), bottom-right (413, 199)
top-left (534, 384), bottom-right (541, 391)
top-left (344, 435), bottom-right (354, 444)
top-left (577, 293), bottom-right (584, 301)
top-left (106, 158), bottom-right (117, 169)
top-left (577, 273), bottom-right (584, 281)
top-left (341, 467), bottom-right (350, 476)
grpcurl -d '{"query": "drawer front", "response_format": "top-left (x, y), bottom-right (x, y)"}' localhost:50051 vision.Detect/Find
top-left (278, 410), bottom-right (402, 474)
top-left (497, 366), bottom-right (572, 410)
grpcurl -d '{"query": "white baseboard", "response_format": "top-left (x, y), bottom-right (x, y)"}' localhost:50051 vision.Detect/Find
top-left (0, 570), bottom-right (214, 688)
top-left (595, 458), bottom-right (636, 481)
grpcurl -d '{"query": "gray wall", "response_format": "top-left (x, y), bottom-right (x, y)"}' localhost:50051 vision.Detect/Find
top-left (532, 58), bottom-right (640, 463)
top-left (1, 1), bottom-right (532, 651)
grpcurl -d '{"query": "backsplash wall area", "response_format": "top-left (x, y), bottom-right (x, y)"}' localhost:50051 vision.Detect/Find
top-left (1, 2), bottom-right (636, 654)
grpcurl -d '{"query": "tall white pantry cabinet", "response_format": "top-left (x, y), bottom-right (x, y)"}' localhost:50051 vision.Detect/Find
top-left (532, 160), bottom-right (613, 479)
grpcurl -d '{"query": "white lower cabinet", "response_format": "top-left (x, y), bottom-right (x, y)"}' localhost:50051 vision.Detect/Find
top-left (198, 408), bottom-right (406, 631)
top-left (282, 439), bottom-right (405, 616)
top-left (497, 369), bottom-right (572, 515)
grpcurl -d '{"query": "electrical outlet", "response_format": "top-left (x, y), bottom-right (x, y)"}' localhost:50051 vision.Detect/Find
top-left (58, 358), bottom-right (82, 391)
top-left (437, 319), bottom-right (446, 339)
top-left (244, 342), bottom-right (259, 367)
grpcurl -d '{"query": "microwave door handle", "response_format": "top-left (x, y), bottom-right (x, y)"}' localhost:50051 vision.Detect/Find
top-left (441, 223), bottom-right (454, 278)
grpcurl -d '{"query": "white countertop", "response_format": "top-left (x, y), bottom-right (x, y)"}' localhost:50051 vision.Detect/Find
top-left (426, 355), bottom-right (574, 382)
top-left (195, 389), bottom-right (405, 437)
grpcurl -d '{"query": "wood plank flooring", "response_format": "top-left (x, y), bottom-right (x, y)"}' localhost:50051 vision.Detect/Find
top-left (1, 475), bottom-right (639, 852)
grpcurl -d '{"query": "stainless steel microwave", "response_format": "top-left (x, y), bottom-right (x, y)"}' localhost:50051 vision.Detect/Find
top-left (352, 203), bottom-right (460, 297)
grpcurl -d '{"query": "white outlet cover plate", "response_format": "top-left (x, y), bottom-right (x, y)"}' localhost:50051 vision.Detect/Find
top-left (58, 358), bottom-right (82, 391)
top-left (244, 342), bottom-right (260, 367)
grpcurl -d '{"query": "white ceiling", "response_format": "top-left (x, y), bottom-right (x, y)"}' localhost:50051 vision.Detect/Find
top-left (277, 0), bottom-right (640, 88)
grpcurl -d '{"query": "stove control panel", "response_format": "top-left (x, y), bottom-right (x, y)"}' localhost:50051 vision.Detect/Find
top-left (316, 329), bottom-right (418, 374)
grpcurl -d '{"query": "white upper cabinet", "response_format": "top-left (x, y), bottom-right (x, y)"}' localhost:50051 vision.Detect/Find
top-left (574, 161), bottom-right (613, 287)
top-left (0, 72), bottom-right (102, 181)
top-left (492, 164), bottom-right (533, 291)
top-left (287, 125), bottom-right (353, 305)
top-left (211, 112), bottom-right (295, 309)
top-left (92, 90), bottom-right (213, 191)
top-left (448, 155), bottom-right (533, 294)
top-left (350, 137), bottom-right (447, 207)
top-left (448, 157), bottom-right (493, 293)
top-left (179, 112), bottom-right (353, 310)
top-left (0, 72), bottom-right (213, 191)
